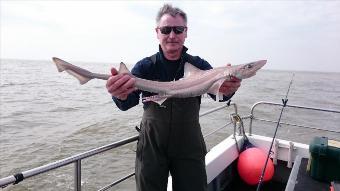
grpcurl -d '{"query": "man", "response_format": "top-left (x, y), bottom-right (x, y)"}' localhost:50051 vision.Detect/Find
top-left (106, 4), bottom-right (241, 191)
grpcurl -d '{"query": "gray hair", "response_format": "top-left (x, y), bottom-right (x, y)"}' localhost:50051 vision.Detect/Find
top-left (156, 4), bottom-right (187, 26)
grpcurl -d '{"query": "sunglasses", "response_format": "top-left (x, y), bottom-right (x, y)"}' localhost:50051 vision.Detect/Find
top-left (157, 26), bottom-right (187, 35)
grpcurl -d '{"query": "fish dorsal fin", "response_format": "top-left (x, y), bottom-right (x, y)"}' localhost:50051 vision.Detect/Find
top-left (183, 62), bottom-right (204, 78)
top-left (118, 62), bottom-right (130, 74)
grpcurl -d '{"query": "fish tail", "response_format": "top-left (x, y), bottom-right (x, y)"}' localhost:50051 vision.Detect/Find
top-left (52, 57), bottom-right (92, 84)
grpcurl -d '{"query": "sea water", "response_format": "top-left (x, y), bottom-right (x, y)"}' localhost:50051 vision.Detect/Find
top-left (1, 59), bottom-right (339, 190)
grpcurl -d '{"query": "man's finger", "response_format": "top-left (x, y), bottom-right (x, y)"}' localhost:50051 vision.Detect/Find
top-left (230, 76), bottom-right (241, 82)
top-left (220, 86), bottom-right (238, 94)
top-left (222, 80), bottom-right (241, 87)
top-left (110, 75), bottom-right (131, 90)
top-left (116, 86), bottom-right (136, 100)
top-left (122, 87), bottom-right (136, 95)
top-left (120, 78), bottom-right (136, 90)
top-left (106, 74), bottom-right (124, 89)
top-left (111, 67), bottom-right (118, 76)
top-left (107, 75), bottom-right (128, 94)
top-left (112, 78), bottom-right (136, 96)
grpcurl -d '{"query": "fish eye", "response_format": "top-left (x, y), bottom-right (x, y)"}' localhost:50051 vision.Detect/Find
top-left (246, 64), bottom-right (253, 69)
top-left (241, 64), bottom-right (253, 70)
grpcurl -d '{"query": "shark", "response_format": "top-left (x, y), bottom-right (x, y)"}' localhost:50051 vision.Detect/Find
top-left (52, 57), bottom-right (266, 104)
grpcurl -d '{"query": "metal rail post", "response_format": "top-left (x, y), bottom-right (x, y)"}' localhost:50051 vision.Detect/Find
top-left (75, 160), bottom-right (81, 191)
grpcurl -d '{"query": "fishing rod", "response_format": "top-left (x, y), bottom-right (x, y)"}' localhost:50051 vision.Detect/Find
top-left (256, 74), bottom-right (295, 191)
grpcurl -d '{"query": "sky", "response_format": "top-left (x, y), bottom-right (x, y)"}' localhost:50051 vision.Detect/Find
top-left (1, 0), bottom-right (340, 72)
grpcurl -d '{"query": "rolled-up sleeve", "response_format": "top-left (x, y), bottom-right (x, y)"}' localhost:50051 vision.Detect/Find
top-left (112, 90), bottom-right (141, 111)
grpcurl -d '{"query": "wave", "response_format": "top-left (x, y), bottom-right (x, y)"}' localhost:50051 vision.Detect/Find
top-left (0, 82), bottom-right (41, 88)
top-left (49, 107), bottom-right (79, 113)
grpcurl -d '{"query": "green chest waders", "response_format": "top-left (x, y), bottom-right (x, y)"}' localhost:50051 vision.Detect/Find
top-left (135, 97), bottom-right (207, 191)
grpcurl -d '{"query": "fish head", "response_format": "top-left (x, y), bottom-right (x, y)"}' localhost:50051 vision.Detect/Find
top-left (232, 60), bottom-right (267, 79)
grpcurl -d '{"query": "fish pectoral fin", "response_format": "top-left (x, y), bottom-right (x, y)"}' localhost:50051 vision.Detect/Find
top-left (65, 69), bottom-right (91, 85)
top-left (208, 79), bottom-right (225, 101)
top-left (183, 62), bottom-right (205, 78)
top-left (154, 98), bottom-right (167, 105)
top-left (142, 95), bottom-right (168, 105)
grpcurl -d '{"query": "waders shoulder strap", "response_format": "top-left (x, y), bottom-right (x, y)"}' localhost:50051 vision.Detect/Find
top-left (150, 54), bottom-right (157, 64)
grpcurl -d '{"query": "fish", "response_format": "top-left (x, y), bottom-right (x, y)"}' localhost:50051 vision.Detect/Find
top-left (52, 57), bottom-right (266, 104)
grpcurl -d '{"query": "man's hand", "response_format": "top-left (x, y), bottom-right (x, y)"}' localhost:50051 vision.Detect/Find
top-left (219, 77), bottom-right (241, 96)
top-left (219, 64), bottom-right (241, 96)
top-left (106, 68), bottom-right (136, 100)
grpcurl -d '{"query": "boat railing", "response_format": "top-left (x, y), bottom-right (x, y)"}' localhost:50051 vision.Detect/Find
top-left (247, 101), bottom-right (340, 135)
top-left (0, 102), bottom-right (237, 190)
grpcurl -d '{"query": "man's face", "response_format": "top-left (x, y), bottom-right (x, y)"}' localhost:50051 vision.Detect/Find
top-left (156, 14), bottom-right (187, 56)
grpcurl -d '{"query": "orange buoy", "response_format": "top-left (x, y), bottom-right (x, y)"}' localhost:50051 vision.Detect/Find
top-left (237, 147), bottom-right (275, 185)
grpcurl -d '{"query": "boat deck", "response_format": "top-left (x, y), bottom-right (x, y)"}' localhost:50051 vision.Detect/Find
top-left (294, 158), bottom-right (329, 191)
